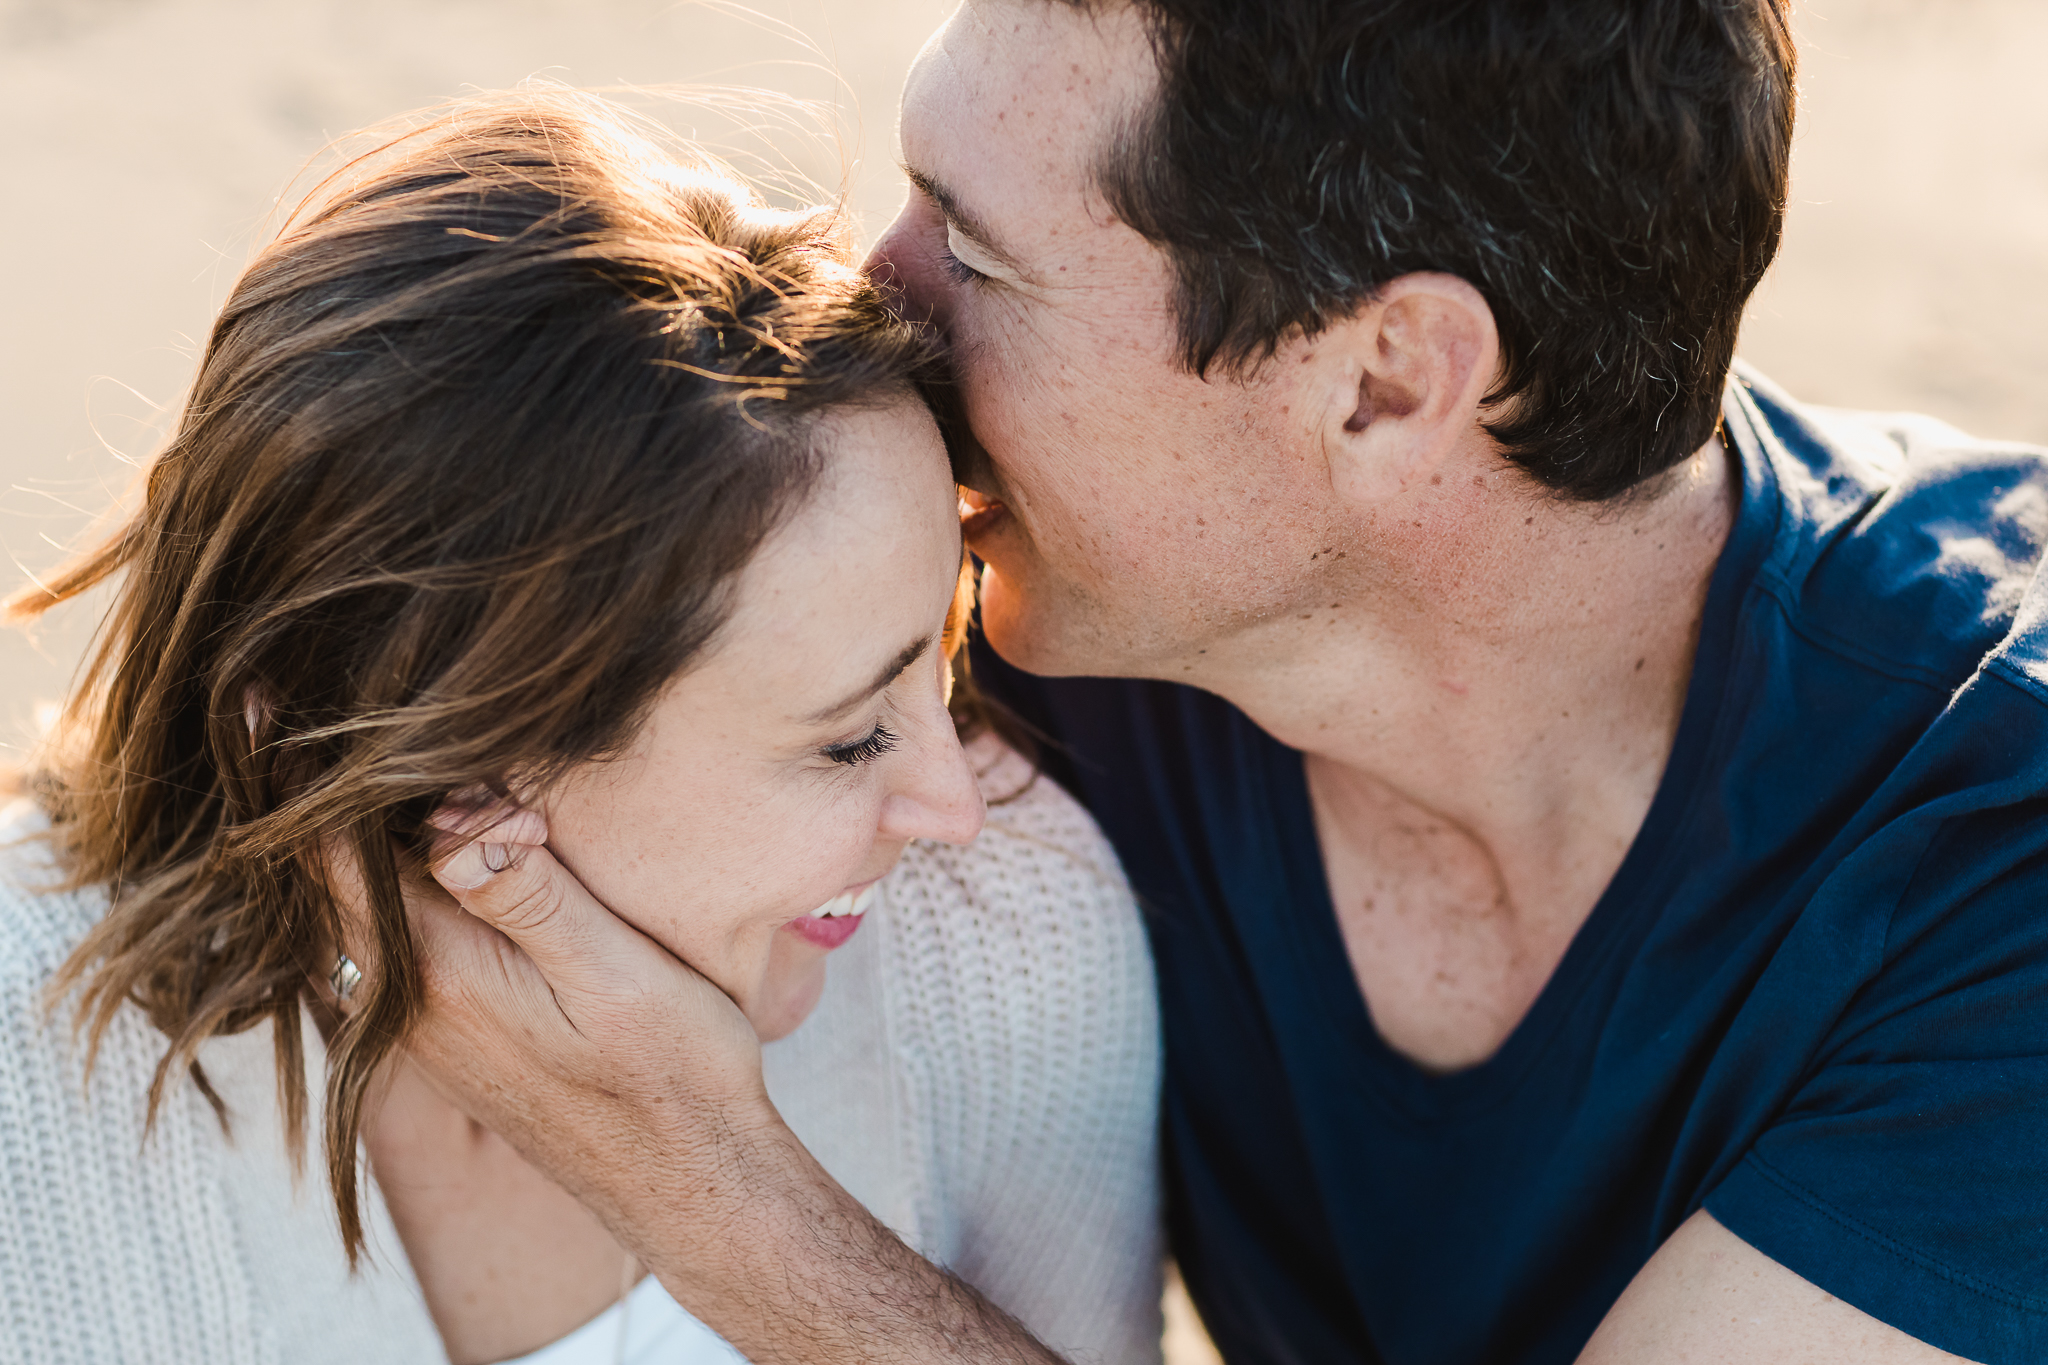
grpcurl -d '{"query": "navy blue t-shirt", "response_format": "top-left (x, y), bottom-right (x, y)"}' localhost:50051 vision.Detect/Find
top-left (972, 370), bottom-right (2048, 1365)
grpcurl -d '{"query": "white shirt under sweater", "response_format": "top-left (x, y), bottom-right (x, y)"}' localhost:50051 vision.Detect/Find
top-left (0, 736), bottom-right (1165, 1365)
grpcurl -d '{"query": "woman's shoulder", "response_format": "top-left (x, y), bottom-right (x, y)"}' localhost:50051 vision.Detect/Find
top-left (0, 799), bottom-right (446, 1363)
top-left (0, 800), bottom-right (106, 999)
top-left (897, 730), bottom-right (1134, 910)
top-left (0, 795), bottom-right (192, 1181)
top-left (855, 738), bottom-right (1166, 1364)
top-left (874, 729), bottom-right (1157, 1056)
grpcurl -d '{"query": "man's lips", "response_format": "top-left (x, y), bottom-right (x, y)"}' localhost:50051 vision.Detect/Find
top-left (959, 486), bottom-right (1009, 540)
top-left (782, 882), bottom-right (879, 950)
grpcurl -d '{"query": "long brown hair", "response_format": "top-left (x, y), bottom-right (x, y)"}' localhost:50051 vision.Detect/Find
top-left (11, 89), bottom-right (932, 1260)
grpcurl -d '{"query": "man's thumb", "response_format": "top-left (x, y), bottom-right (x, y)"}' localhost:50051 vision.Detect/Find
top-left (427, 806), bottom-right (648, 995)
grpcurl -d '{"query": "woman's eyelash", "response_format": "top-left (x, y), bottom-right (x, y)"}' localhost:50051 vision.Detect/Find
top-left (824, 723), bottom-right (900, 767)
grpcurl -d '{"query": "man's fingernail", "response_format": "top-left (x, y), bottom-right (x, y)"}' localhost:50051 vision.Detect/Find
top-left (427, 807), bottom-right (471, 835)
top-left (436, 840), bottom-right (497, 891)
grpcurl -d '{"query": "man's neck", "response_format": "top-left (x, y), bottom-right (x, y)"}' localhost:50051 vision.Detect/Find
top-left (1196, 438), bottom-right (1737, 1070)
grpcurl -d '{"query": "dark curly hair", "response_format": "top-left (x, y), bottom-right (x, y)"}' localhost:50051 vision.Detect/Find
top-left (1089, 0), bottom-right (1796, 500)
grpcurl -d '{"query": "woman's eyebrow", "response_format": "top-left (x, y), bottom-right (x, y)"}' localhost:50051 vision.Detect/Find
top-left (902, 164), bottom-right (1032, 280)
top-left (801, 636), bottom-right (933, 726)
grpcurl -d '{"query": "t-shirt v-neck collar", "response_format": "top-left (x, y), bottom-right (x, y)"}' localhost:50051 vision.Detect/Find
top-left (1245, 390), bottom-right (1787, 1124)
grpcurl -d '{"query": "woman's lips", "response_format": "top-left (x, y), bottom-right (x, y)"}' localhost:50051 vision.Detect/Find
top-left (782, 882), bottom-right (879, 950)
top-left (959, 487), bottom-right (1008, 541)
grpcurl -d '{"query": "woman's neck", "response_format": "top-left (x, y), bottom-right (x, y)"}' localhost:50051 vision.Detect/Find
top-left (362, 1054), bottom-right (636, 1365)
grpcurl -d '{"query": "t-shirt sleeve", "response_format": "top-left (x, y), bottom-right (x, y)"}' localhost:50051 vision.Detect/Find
top-left (1706, 808), bottom-right (2048, 1365)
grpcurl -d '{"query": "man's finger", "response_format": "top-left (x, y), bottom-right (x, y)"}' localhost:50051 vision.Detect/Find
top-left (407, 879), bottom-right (528, 1001)
top-left (430, 826), bottom-right (667, 1005)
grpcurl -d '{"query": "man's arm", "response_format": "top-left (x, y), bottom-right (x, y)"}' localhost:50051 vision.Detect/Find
top-left (1578, 1212), bottom-right (1975, 1365)
top-left (403, 836), bottom-right (1065, 1365)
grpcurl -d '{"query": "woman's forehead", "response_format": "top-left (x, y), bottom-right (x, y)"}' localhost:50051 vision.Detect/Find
top-left (694, 401), bottom-right (960, 716)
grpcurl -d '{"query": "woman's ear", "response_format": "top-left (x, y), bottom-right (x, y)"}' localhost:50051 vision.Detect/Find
top-left (1318, 272), bottom-right (1500, 506)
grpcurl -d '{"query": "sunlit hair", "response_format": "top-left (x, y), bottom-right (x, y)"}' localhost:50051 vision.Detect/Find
top-left (9, 88), bottom-right (937, 1261)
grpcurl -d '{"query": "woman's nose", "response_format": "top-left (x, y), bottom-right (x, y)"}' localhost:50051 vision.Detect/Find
top-left (879, 720), bottom-right (986, 848)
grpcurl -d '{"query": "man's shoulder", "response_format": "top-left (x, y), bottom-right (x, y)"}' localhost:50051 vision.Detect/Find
top-left (1739, 370), bottom-right (2048, 694)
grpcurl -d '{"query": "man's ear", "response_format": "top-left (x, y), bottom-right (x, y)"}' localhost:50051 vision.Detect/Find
top-left (1317, 272), bottom-right (1499, 506)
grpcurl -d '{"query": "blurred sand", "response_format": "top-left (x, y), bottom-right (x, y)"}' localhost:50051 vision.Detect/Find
top-left (1, 4), bottom-right (2042, 1352)
top-left (1741, 0), bottom-right (2048, 441)
top-left (0, 0), bottom-right (955, 755)
top-left (4, 0), bottom-right (2046, 749)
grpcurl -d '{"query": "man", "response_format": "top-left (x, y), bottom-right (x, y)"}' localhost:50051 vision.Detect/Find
top-left (409, 1), bottom-right (2048, 1361)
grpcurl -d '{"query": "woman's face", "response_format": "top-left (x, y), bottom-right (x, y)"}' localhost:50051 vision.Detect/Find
top-left (540, 397), bottom-right (985, 1042)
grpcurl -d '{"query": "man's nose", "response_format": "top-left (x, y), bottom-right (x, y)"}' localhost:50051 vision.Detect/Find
top-left (862, 211), bottom-right (945, 335)
top-left (863, 217), bottom-right (911, 316)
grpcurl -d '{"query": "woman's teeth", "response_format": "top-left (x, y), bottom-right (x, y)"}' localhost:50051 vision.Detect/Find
top-left (808, 885), bottom-right (878, 919)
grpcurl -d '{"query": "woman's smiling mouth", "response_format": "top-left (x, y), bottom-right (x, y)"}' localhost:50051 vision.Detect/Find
top-left (783, 882), bottom-right (880, 949)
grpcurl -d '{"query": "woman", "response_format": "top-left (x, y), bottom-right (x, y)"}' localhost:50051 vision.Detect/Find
top-left (0, 90), bottom-right (1161, 1364)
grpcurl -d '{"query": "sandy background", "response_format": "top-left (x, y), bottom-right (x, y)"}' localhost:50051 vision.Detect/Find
top-left (1, 2), bottom-right (2043, 1353)
top-left (4, 0), bottom-right (2046, 753)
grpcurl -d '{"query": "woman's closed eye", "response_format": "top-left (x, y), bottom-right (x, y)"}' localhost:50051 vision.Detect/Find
top-left (823, 723), bottom-right (900, 767)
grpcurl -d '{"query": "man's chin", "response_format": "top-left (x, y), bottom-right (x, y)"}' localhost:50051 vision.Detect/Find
top-left (976, 563), bottom-right (1097, 679)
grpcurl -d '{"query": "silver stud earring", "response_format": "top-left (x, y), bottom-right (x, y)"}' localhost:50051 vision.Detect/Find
top-left (329, 954), bottom-right (362, 1002)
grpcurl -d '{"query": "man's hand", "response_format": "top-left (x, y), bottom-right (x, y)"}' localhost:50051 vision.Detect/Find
top-left (405, 806), bottom-right (769, 1229)
top-left (404, 810), bottom-right (1065, 1364)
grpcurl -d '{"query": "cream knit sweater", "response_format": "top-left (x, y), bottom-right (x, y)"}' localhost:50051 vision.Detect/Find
top-left (0, 736), bottom-right (1164, 1365)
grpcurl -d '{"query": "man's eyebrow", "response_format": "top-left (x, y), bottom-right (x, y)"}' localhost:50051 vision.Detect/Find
top-left (802, 635), bottom-right (933, 727)
top-left (902, 164), bottom-right (1030, 278)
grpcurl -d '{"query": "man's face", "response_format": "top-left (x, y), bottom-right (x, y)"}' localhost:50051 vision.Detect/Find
top-left (872, 0), bottom-right (1349, 679)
